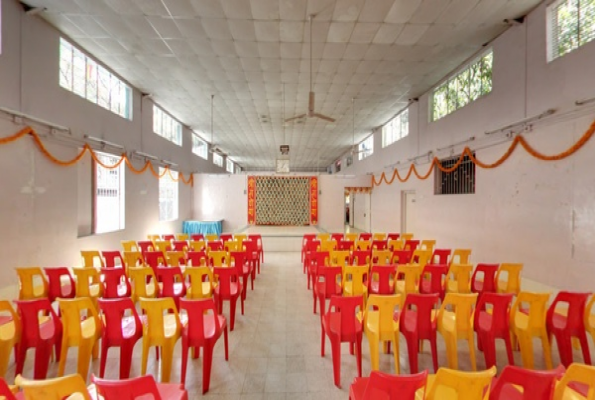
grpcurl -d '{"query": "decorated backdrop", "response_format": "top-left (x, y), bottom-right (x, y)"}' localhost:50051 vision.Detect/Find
top-left (247, 176), bottom-right (317, 225)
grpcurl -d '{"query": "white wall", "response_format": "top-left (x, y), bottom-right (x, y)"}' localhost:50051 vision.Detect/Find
top-left (337, 2), bottom-right (595, 291)
top-left (0, 0), bottom-right (224, 297)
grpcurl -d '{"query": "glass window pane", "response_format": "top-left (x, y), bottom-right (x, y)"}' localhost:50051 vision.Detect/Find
top-left (72, 49), bottom-right (86, 97)
top-left (86, 59), bottom-right (98, 103)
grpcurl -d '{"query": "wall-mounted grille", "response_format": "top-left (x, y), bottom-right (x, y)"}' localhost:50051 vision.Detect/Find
top-left (434, 153), bottom-right (476, 195)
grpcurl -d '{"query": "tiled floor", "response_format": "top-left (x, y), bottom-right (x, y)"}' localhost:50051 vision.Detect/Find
top-left (8, 251), bottom-right (577, 399)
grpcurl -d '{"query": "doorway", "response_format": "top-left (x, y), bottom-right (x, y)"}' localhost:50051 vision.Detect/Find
top-left (353, 192), bottom-right (371, 232)
top-left (401, 190), bottom-right (416, 234)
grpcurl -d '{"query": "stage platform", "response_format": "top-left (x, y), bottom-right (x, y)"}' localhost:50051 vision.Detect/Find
top-left (237, 225), bottom-right (321, 252)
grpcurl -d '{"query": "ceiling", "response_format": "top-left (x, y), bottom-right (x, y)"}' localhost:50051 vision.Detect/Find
top-left (24, 0), bottom-right (542, 171)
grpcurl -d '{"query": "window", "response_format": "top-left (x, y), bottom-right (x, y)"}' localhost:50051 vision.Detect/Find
top-left (382, 109), bottom-right (409, 147)
top-left (358, 135), bottom-right (374, 160)
top-left (59, 38), bottom-right (132, 119)
top-left (434, 153), bottom-right (475, 195)
top-left (153, 106), bottom-right (182, 146)
top-left (192, 132), bottom-right (208, 159)
top-left (159, 168), bottom-right (178, 221)
top-left (226, 158), bottom-right (234, 173)
top-left (548, 0), bottom-right (595, 61)
top-left (335, 159), bottom-right (341, 172)
top-left (346, 155), bottom-right (353, 167)
top-left (431, 51), bottom-right (493, 121)
top-left (94, 153), bottom-right (125, 233)
top-left (213, 153), bottom-right (223, 167)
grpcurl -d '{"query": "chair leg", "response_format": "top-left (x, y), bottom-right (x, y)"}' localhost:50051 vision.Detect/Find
top-left (224, 326), bottom-right (229, 361)
top-left (181, 344), bottom-right (189, 386)
top-left (443, 335), bottom-right (458, 370)
top-left (430, 335), bottom-right (439, 373)
top-left (517, 334), bottom-right (535, 369)
top-left (366, 332), bottom-right (380, 371)
top-left (330, 338), bottom-right (342, 388)
top-left (161, 341), bottom-right (175, 383)
top-left (35, 345), bottom-right (53, 379)
top-left (578, 333), bottom-right (592, 365)
top-left (468, 335), bottom-right (477, 371)
top-left (482, 334), bottom-right (496, 369)
top-left (541, 333), bottom-right (553, 370)
top-left (230, 298), bottom-right (237, 331)
top-left (355, 336), bottom-right (362, 378)
top-left (119, 344), bottom-right (134, 379)
top-left (504, 333), bottom-right (515, 366)
top-left (141, 340), bottom-right (150, 376)
top-left (392, 333), bottom-right (400, 374)
top-left (99, 342), bottom-right (109, 378)
top-left (77, 340), bottom-right (94, 381)
top-left (202, 344), bottom-right (214, 394)
top-left (57, 342), bottom-right (68, 377)
top-left (405, 335), bottom-right (419, 374)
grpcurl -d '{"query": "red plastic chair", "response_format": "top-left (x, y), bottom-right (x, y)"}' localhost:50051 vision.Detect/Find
top-left (303, 239), bottom-right (321, 274)
top-left (336, 240), bottom-right (352, 252)
top-left (43, 267), bottom-right (75, 303)
top-left (321, 295), bottom-right (364, 388)
top-left (137, 240), bottom-right (154, 254)
top-left (419, 264), bottom-right (449, 300)
top-left (359, 233), bottom-right (372, 240)
top-left (92, 374), bottom-right (188, 400)
top-left (368, 265), bottom-right (396, 295)
top-left (191, 234), bottom-right (205, 241)
top-left (172, 240), bottom-right (188, 252)
top-left (162, 234), bottom-right (175, 241)
top-left (14, 298), bottom-right (63, 379)
top-left (100, 268), bottom-right (131, 299)
top-left (230, 251), bottom-right (253, 301)
top-left (489, 364), bottom-right (565, 400)
top-left (351, 250), bottom-right (371, 266)
top-left (474, 292), bottom-right (515, 369)
top-left (404, 239), bottom-right (420, 252)
top-left (220, 233), bottom-right (233, 243)
top-left (144, 250), bottom-right (167, 272)
top-left (349, 370), bottom-right (428, 400)
top-left (179, 298), bottom-right (228, 392)
top-left (156, 266), bottom-right (187, 309)
top-left (331, 233), bottom-right (344, 243)
top-left (213, 266), bottom-right (243, 331)
top-left (431, 249), bottom-right (451, 264)
top-left (0, 378), bottom-right (17, 400)
top-left (248, 233), bottom-right (264, 263)
top-left (186, 250), bottom-right (207, 267)
top-left (392, 249), bottom-right (413, 264)
top-left (97, 298), bottom-right (143, 379)
top-left (301, 234), bottom-right (317, 263)
top-left (372, 240), bottom-right (387, 250)
top-left (387, 233), bottom-right (400, 241)
top-left (399, 293), bottom-right (440, 373)
top-left (471, 263), bottom-right (499, 295)
top-left (207, 241), bottom-right (223, 251)
top-left (308, 251), bottom-right (329, 290)
top-left (546, 291), bottom-right (592, 367)
top-left (243, 239), bottom-right (261, 275)
top-left (313, 266), bottom-right (343, 316)
top-left (101, 251), bottom-right (125, 269)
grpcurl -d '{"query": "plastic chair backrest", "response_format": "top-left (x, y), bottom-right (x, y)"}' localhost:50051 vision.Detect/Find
top-left (317, 233), bottom-right (331, 242)
top-left (303, 234), bottom-right (317, 247)
top-left (345, 233), bottom-right (358, 242)
top-left (147, 234), bottom-right (161, 242)
top-left (495, 263), bottom-right (523, 295)
top-left (122, 251), bottom-right (144, 269)
top-left (179, 297), bottom-right (221, 345)
top-left (331, 233), bottom-right (344, 242)
top-left (14, 298), bottom-right (61, 345)
top-left (206, 234), bottom-right (219, 242)
top-left (343, 265), bottom-right (368, 296)
top-left (189, 240), bottom-right (206, 252)
top-left (72, 267), bottom-right (103, 298)
top-left (58, 297), bottom-right (102, 343)
top-left (156, 266), bottom-right (186, 298)
top-left (372, 240), bottom-right (387, 250)
top-left (412, 249), bottom-right (432, 267)
top-left (319, 239), bottom-right (337, 252)
top-left (440, 293), bottom-right (478, 333)
top-left (419, 264), bottom-right (449, 297)
top-left (432, 249), bottom-right (452, 264)
top-left (233, 233), bottom-right (247, 243)
top-left (404, 239), bottom-right (420, 252)
top-left (207, 241), bottom-right (224, 252)
top-left (100, 267), bottom-right (131, 298)
top-left (362, 370), bottom-right (427, 400)
top-left (369, 265), bottom-right (396, 294)
top-left (351, 250), bottom-right (371, 266)
top-left (137, 240), bottom-right (154, 253)
top-left (318, 266), bottom-right (343, 296)
top-left (585, 294), bottom-right (595, 335)
top-left (191, 234), bottom-right (205, 241)
top-left (426, 367), bottom-right (496, 400)
top-left (187, 250), bottom-right (208, 267)
top-left (400, 233), bottom-right (414, 241)
top-left (552, 363), bottom-right (595, 400)
top-left (162, 234), bottom-right (175, 242)
top-left (44, 267), bottom-right (76, 302)
top-left (337, 240), bottom-right (354, 251)
top-left (121, 240), bottom-right (138, 252)
top-left (15, 267), bottom-right (49, 300)
top-left (386, 233), bottom-right (400, 241)
top-left (128, 266), bottom-right (157, 302)
top-left (474, 292), bottom-right (514, 334)
top-left (356, 240), bottom-right (372, 251)
top-left (327, 295), bottom-right (363, 336)
top-left (450, 249), bottom-right (472, 266)
top-left (15, 373), bottom-right (92, 400)
top-left (447, 263), bottom-right (473, 293)
top-left (511, 292), bottom-right (550, 330)
top-left (166, 251), bottom-right (186, 267)
top-left (153, 240), bottom-right (172, 253)
top-left (97, 298), bottom-right (142, 343)
top-left (547, 291), bottom-right (590, 333)
top-left (305, 239), bottom-right (321, 254)
top-left (139, 297), bottom-right (181, 340)
top-left (372, 233), bottom-right (386, 241)
top-left (489, 364), bottom-right (565, 400)
top-left (314, 251), bottom-right (330, 267)
top-left (471, 263), bottom-right (499, 293)
top-left (372, 249), bottom-right (392, 265)
top-left (172, 240), bottom-right (189, 252)
top-left (184, 266), bottom-right (214, 299)
top-left (144, 250), bottom-right (167, 269)
top-left (0, 301), bottom-right (21, 375)
top-left (387, 239), bottom-right (404, 251)
top-left (330, 250), bottom-right (350, 266)
top-left (101, 251), bottom-right (124, 268)
top-left (420, 239), bottom-right (436, 252)
top-left (392, 249), bottom-right (412, 264)
top-left (229, 250), bottom-right (246, 267)
top-left (396, 264), bottom-right (422, 294)
top-left (366, 294), bottom-right (402, 334)
top-left (401, 293), bottom-right (440, 334)
top-left (209, 250), bottom-right (229, 267)
top-left (213, 266), bottom-right (240, 297)
top-left (359, 233), bottom-right (372, 240)
top-left (225, 240), bottom-right (241, 252)
top-left (92, 373), bottom-right (172, 399)
top-left (80, 250), bottom-right (105, 268)
top-left (175, 233), bottom-right (189, 241)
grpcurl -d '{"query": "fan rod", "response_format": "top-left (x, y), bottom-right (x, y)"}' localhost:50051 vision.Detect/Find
top-left (210, 94), bottom-right (214, 144)
top-left (309, 14), bottom-right (313, 93)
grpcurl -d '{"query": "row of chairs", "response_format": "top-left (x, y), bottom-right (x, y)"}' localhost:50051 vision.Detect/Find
top-left (349, 363), bottom-right (595, 400)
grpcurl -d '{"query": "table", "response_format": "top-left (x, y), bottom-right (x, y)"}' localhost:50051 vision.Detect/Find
top-left (182, 220), bottom-right (223, 236)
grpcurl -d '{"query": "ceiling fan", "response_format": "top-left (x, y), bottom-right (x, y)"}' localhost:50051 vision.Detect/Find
top-left (285, 15), bottom-right (336, 124)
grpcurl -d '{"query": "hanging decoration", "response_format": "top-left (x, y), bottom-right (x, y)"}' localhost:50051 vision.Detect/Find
top-left (310, 177), bottom-right (318, 225)
top-left (247, 176), bottom-right (256, 224)
top-left (344, 186), bottom-right (372, 195)
top-left (0, 126), bottom-right (193, 185)
top-left (372, 117), bottom-right (595, 187)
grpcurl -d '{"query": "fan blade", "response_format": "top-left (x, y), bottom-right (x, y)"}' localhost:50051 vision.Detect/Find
top-left (308, 91), bottom-right (315, 114)
top-left (312, 113), bottom-right (336, 123)
top-left (284, 114), bottom-right (307, 123)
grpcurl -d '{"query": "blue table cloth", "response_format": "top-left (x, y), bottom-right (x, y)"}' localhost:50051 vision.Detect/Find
top-left (182, 220), bottom-right (223, 236)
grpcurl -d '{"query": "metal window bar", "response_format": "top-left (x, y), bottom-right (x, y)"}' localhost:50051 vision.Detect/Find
top-left (434, 153), bottom-right (476, 195)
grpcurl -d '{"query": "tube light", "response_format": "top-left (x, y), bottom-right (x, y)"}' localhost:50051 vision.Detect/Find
top-left (485, 109), bottom-right (556, 135)
top-left (131, 151), bottom-right (158, 161)
top-left (84, 135), bottom-right (124, 150)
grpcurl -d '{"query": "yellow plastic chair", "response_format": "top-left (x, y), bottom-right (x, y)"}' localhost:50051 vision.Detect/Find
top-left (234, 233), bottom-right (247, 243)
top-left (552, 363), bottom-right (595, 400)
top-left (343, 265), bottom-right (369, 298)
top-left (15, 267), bottom-right (49, 300)
top-left (209, 250), bottom-right (229, 267)
top-left (437, 293), bottom-right (478, 370)
top-left (316, 233), bottom-right (330, 242)
top-left (72, 267), bottom-right (103, 302)
top-left (495, 263), bottom-right (523, 295)
top-left (395, 264), bottom-right (422, 296)
top-left (189, 240), bottom-right (206, 252)
top-left (139, 297), bottom-right (182, 383)
top-left (412, 249), bottom-right (432, 268)
top-left (184, 266), bottom-right (215, 299)
top-left (586, 294), bottom-right (595, 350)
top-left (345, 233), bottom-right (358, 242)
top-left (445, 263), bottom-right (473, 294)
top-left (121, 240), bottom-right (138, 252)
top-left (224, 241), bottom-right (241, 252)
top-left (511, 291), bottom-right (553, 370)
top-left (319, 240), bottom-right (337, 252)
top-left (372, 233), bottom-right (386, 241)
top-left (356, 240), bottom-right (372, 251)
top-left (0, 300), bottom-right (21, 377)
top-left (80, 251), bottom-right (105, 268)
top-left (420, 239), bottom-right (436, 253)
top-left (330, 250), bottom-right (350, 267)
top-left (205, 234), bottom-right (219, 242)
top-left (401, 233), bottom-right (414, 241)
top-left (15, 373), bottom-right (92, 400)
top-left (364, 294), bottom-right (402, 373)
top-left (387, 239), bottom-right (404, 251)
top-left (57, 297), bottom-right (102, 380)
top-left (152, 240), bottom-right (171, 254)
top-left (425, 366), bottom-right (497, 400)
top-left (166, 251), bottom-right (186, 267)
top-left (122, 251), bottom-right (144, 272)
top-left (175, 233), bottom-right (189, 241)
top-left (128, 266), bottom-right (158, 304)
top-left (450, 249), bottom-right (472, 266)
top-left (147, 234), bottom-right (161, 241)
top-left (373, 250), bottom-right (393, 265)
